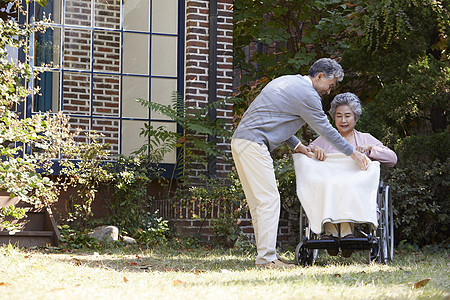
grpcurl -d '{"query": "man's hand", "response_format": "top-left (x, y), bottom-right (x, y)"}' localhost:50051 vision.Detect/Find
top-left (311, 145), bottom-right (326, 161)
top-left (295, 143), bottom-right (313, 158)
top-left (350, 150), bottom-right (368, 170)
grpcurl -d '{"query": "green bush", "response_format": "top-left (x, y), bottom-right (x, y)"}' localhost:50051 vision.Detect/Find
top-left (386, 159), bottom-right (449, 246)
top-left (356, 56), bottom-right (449, 247)
top-left (59, 132), bottom-right (113, 229)
top-left (0, 3), bottom-right (83, 232)
top-left (133, 211), bottom-right (170, 246)
top-left (103, 154), bottom-right (170, 245)
top-left (178, 172), bottom-right (249, 248)
top-left (58, 225), bottom-right (103, 250)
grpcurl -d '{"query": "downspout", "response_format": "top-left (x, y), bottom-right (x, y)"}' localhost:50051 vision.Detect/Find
top-left (208, 0), bottom-right (218, 178)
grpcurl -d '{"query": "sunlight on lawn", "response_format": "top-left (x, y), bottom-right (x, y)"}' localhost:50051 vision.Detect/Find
top-left (0, 245), bottom-right (448, 299)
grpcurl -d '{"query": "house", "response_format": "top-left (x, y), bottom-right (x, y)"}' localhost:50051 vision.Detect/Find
top-left (24, 0), bottom-right (234, 179)
top-left (5, 0), bottom-right (295, 245)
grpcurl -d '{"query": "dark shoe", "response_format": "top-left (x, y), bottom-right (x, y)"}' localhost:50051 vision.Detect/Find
top-left (341, 234), bottom-right (356, 239)
top-left (321, 234), bottom-right (338, 240)
top-left (327, 248), bottom-right (339, 256)
top-left (340, 234), bottom-right (355, 258)
top-left (342, 249), bottom-right (353, 258)
top-left (342, 233), bottom-right (356, 239)
top-left (321, 234), bottom-right (339, 256)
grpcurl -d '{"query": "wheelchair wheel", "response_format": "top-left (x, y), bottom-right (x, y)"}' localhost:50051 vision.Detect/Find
top-left (299, 206), bottom-right (308, 242)
top-left (295, 238), bottom-right (316, 266)
top-left (296, 205), bottom-right (319, 266)
top-left (378, 185), bottom-right (394, 263)
top-left (369, 241), bottom-right (380, 263)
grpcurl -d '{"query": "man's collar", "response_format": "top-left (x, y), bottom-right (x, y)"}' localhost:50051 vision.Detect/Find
top-left (303, 75), bottom-right (313, 86)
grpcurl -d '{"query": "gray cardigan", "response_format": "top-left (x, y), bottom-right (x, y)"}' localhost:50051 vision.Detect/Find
top-left (232, 74), bottom-right (353, 155)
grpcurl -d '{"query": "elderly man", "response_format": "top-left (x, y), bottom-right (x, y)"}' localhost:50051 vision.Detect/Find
top-left (231, 58), bottom-right (367, 268)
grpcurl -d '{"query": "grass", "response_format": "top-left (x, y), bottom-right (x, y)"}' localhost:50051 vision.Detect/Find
top-left (0, 243), bottom-right (448, 299)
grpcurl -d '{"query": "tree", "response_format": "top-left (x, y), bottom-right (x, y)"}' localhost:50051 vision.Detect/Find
top-left (233, 0), bottom-right (450, 246)
top-left (233, 0), bottom-right (357, 142)
top-left (234, 0), bottom-right (355, 83)
top-left (343, 0), bottom-right (449, 246)
top-left (0, 0), bottom-right (77, 231)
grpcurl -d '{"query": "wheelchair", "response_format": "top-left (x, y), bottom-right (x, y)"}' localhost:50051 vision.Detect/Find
top-left (294, 181), bottom-right (394, 266)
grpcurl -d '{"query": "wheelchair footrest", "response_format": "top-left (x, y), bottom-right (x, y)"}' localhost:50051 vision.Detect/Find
top-left (340, 237), bottom-right (374, 250)
top-left (304, 239), bottom-right (339, 250)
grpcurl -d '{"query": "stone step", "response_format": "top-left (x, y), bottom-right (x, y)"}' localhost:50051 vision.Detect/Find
top-left (1, 200), bottom-right (61, 248)
top-left (0, 230), bottom-right (56, 248)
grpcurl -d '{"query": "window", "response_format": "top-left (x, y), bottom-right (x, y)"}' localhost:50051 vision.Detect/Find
top-left (28, 0), bottom-right (184, 169)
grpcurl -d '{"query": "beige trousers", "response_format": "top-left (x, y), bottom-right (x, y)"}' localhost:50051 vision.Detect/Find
top-left (231, 139), bottom-right (280, 264)
top-left (324, 222), bottom-right (354, 237)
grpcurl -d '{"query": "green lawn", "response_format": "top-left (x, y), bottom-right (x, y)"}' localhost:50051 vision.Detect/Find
top-left (0, 244), bottom-right (448, 299)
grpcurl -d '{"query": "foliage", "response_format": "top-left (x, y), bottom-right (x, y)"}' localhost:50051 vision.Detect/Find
top-left (341, 0), bottom-right (450, 97)
top-left (58, 132), bottom-right (113, 229)
top-left (345, 1), bottom-right (449, 246)
top-left (0, 205), bottom-right (25, 233)
top-left (136, 92), bottom-right (234, 180)
top-left (234, 0), bottom-right (356, 83)
top-left (178, 172), bottom-right (249, 248)
top-left (385, 158), bottom-right (449, 246)
top-left (104, 155), bottom-right (155, 228)
top-left (396, 239), bottom-right (420, 252)
top-left (101, 154), bottom-right (170, 245)
top-left (58, 224), bottom-right (103, 250)
top-left (357, 56), bottom-right (449, 143)
top-left (0, 17), bottom-right (68, 208)
top-left (0, 1), bottom-right (81, 232)
top-left (132, 211), bottom-right (170, 246)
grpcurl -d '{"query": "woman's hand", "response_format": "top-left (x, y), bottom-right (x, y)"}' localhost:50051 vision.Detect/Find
top-left (350, 150), bottom-right (368, 170)
top-left (356, 144), bottom-right (373, 154)
top-left (295, 143), bottom-right (313, 158)
top-left (311, 145), bottom-right (327, 161)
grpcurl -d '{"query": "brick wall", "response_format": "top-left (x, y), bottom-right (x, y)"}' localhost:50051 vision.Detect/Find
top-left (55, 0), bottom-right (296, 247)
top-left (155, 194), bottom-right (296, 245)
top-left (184, 0), bottom-right (234, 179)
top-left (61, 0), bottom-right (236, 168)
top-left (162, 0), bottom-right (297, 247)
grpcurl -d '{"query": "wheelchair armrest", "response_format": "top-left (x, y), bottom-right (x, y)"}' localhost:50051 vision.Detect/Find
top-left (378, 181), bottom-right (384, 193)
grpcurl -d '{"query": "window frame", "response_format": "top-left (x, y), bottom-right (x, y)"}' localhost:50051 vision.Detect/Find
top-left (23, 0), bottom-right (185, 177)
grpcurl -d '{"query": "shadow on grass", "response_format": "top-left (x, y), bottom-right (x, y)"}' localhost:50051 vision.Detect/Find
top-left (45, 246), bottom-right (255, 272)
top-left (44, 247), bottom-right (399, 275)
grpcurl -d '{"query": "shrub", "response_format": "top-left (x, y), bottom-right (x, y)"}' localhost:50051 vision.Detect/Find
top-left (355, 56), bottom-right (449, 247)
top-left (385, 144), bottom-right (449, 246)
top-left (0, 3), bottom-right (81, 232)
top-left (103, 154), bottom-right (170, 245)
top-left (58, 132), bottom-right (113, 230)
top-left (177, 172), bottom-right (249, 247)
top-left (133, 211), bottom-right (170, 246)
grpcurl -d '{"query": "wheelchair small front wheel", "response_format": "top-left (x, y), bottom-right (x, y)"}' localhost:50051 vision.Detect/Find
top-left (295, 239), bottom-right (315, 266)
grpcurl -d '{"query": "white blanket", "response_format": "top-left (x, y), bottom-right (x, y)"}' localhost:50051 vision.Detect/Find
top-left (293, 153), bottom-right (380, 234)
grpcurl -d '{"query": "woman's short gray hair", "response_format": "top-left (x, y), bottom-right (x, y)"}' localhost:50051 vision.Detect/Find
top-left (308, 58), bottom-right (344, 82)
top-left (329, 92), bottom-right (363, 121)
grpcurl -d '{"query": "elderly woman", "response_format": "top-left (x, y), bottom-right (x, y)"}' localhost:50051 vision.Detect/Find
top-left (307, 92), bottom-right (397, 257)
